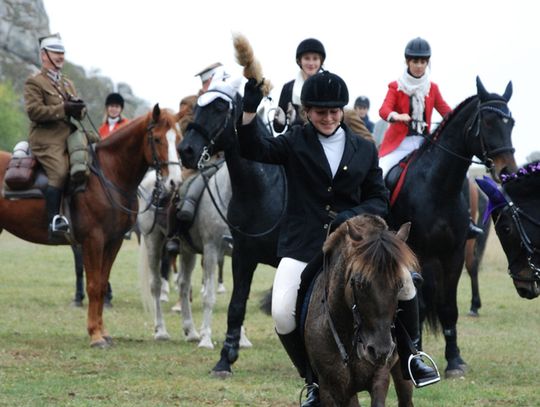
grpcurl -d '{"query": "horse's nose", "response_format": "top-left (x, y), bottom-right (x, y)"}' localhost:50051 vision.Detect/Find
top-left (179, 146), bottom-right (194, 166)
top-left (365, 341), bottom-right (395, 365)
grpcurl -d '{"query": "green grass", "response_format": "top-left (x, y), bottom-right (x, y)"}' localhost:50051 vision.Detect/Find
top-left (0, 230), bottom-right (539, 406)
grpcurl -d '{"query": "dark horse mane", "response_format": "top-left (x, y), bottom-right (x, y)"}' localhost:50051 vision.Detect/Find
top-left (416, 95), bottom-right (477, 156)
top-left (323, 215), bottom-right (418, 289)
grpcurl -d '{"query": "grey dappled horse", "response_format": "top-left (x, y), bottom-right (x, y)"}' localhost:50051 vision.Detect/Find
top-left (138, 167), bottom-right (252, 349)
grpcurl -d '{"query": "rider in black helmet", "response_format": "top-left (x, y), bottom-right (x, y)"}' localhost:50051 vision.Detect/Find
top-left (238, 71), bottom-right (391, 406)
top-left (273, 38), bottom-right (326, 133)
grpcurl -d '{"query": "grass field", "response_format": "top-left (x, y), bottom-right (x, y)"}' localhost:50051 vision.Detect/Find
top-left (0, 229), bottom-right (539, 406)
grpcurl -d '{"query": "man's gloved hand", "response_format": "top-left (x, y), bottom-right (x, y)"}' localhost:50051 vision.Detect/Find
top-left (243, 78), bottom-right (264, 113)
top-left (330, 209), bottom-right (356, 232)
top-left (64, 99), bottom-right (87, 120)
top-left (273, 106), bottom-right (286, 132)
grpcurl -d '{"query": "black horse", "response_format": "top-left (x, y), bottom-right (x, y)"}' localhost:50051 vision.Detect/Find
top-left (477, 162), bottom-right (540, 299)
top-left (179, 89), bottom-right (284, 376)
top-left (388, 77), bottom-right (516, 378)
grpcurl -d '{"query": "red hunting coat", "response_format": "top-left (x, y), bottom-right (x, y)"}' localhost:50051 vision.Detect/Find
top-left (378, 81), bottom-right (451, 157)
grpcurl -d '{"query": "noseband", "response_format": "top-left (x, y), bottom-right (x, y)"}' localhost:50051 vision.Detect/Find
top-left (185, 90), bottom-right (236, 170)
top-left (467, 99), bottom-right (515, 167)
top-left (424, 98), bottom-right (515, 171)
top-left (493, 194), bottom-right (540, 283)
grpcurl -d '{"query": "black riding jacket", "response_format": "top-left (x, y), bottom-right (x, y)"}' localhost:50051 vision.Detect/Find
top-left (238, 120), bottom-right (389, 262)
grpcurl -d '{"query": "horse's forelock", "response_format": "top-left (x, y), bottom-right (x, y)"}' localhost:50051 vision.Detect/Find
top-left (335, 218), bottom-right (417, 290)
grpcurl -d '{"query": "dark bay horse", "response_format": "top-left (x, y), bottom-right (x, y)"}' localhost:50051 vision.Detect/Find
top-left (0, 105), bottom-right (182, 347)
top-left (388, 77), bottom-right (516, 378)
top-left (304, 215), bottom-right (416, 406)
top-left (179, 86), bottom-right (285, 376)
top-left (477, 162), bottom-right (540, 299)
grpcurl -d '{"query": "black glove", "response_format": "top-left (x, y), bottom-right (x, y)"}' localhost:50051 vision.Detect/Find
top-left (330, 209), bottom-right (356, 232)
top-left (64, 100), bottom-right (87, 120)
top-left (243, 78), bottom-right (264, 113)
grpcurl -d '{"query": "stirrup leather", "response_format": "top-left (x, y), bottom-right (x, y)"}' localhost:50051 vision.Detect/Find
top-left (51, 214), bottom-right (70, 232)
top-left (408, 351), bottom-right (441, 388)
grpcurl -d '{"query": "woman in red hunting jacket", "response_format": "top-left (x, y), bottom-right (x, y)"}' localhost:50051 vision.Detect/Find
top-left (378, 37), bottom-right (451, 176)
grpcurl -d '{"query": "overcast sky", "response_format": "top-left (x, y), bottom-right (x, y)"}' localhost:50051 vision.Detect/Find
top-left (44, 0), bottom-right (538, 165)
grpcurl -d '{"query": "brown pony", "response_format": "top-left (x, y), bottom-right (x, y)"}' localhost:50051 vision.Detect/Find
top-left (0, 105), bottom-right (182, 347)
top-left (304, 214), bottom-right (417, 406)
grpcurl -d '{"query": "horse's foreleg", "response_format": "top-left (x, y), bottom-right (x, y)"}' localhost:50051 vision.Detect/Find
top-left (217, 254), bottom-right (226, 294)
top-left (465, 240), bottom-right (481, 316)
top-left (148, 234), bottom-right (169, 340)
top-left (199, 245), bottom-right (218, 349)
top-left (83, 242), bottom-right (108, 347)
top-left (212, 251), bottom-right (257, 377)
top-left (179, 250), bottom-right (199, 342)
top-left (438, 258), bottom-right (467, 378)
top-left (390, 361), bottom-right (414, 407)
top-left (96, 239), bottom-right (124, 344)
top-left (72, 245), bottom-right (85, 305)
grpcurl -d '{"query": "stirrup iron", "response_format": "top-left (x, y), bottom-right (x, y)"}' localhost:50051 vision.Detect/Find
top-left (299, 383), bottom-right (319, 406)
top-left (408, 351), bottom-right (441, 388)
top-left (51, 214), bottom-right (70, 232)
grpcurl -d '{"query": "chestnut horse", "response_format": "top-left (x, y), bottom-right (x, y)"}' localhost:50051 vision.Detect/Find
top-left (0, 105), bottom-right (182, 347)
top-left (304, 215), bottom-right (417, 406)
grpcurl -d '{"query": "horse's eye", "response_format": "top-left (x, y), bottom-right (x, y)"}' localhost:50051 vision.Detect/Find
top-left (502, 117), bottom-right (509, 124)
top-left (502, 225), bottom-right (512, 235)
top-left (153, 137), bottom-right (161, 144)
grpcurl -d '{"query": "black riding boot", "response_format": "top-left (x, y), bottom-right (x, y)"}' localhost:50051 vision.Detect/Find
top-left (277, 330), bottom-right (320, 407)
top-left (44, 185), bottom-right (70, 238)
top-left (396, 295), bottom-right (441, 388)
top-left (467, 217), bottom-right (484, 239)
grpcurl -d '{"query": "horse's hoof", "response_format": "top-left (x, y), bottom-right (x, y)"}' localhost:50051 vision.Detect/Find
top-left (103, 336), bottom-right (113, 345)
top-left (154, 332), bottom-right (171, 341)
top-left (185, 331), bottom-right (201, 343)
top-left (90, 339), bottom-right (110, 349)
top-left (71, 299), bottom-right (83, 308)
top-left (239, 336), bottom-right (253, 349)
top-left (211, 370), bottom-right (232, 379)
top-left (444, 368), bottom-right (466, 378)
top-left (217, 284), bottom-right (226, 294)
top-left (467, 310), bottom-right (479, 317)
top-left (198, 337), bottom-right (214, 349)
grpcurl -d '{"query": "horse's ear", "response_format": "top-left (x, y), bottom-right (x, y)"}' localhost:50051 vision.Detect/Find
top-left (503, 81), bottom-right (513, 102)
top-left (396, 222), bottom-right (411, 242)
top-left (152, 104), bottom-right (161, 122)
top-left (476, 76), bottom-right (488, 101)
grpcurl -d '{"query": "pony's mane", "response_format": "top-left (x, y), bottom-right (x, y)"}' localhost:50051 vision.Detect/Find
top-left (501, 161), bottom-right (540, 184)
top-left (324, 214), bottom-right (418, 289)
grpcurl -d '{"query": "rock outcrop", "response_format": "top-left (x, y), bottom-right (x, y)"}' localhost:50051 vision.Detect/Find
top-left (0, 0), bottom-right (148, 129)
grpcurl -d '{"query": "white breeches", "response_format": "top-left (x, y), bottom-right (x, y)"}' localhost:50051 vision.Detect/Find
top-left (271, 257), bottom-right (417, 335)
top-left (379, 135), bottom-right (424, 176)
top-left (272, 257), bottom-right (307, 335)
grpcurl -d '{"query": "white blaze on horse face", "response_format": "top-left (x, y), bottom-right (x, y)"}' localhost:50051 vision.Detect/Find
top-left (165, 128), bottom-right (182, 190)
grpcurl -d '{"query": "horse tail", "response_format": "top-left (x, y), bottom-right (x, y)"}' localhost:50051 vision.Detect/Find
top-left (138, 234), bottom-right (155, 315)
top-left (232, 32), bottom-right (273, 96)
